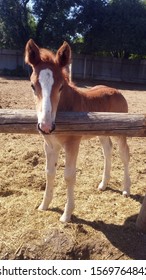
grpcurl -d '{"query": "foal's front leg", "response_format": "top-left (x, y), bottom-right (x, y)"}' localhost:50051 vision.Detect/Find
top-left (38, 141), bottom-right (60, 211)
top-left (60, 138), bottom-right (80, 223)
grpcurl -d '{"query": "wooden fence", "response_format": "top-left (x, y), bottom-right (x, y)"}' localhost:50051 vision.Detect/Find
top-left (72, 54), bottom-right (146, 83)
top-left (1, 49), bottom-right (146, 83)
top-left (0, 109), bottom-right (146, 137)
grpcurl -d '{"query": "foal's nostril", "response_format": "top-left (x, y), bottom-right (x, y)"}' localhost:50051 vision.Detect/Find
top-left (37, 123), bottom-right (50, 134)
top-left (37, 123), bottom-right (56, 134)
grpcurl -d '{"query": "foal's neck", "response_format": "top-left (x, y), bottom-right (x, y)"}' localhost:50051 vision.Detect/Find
top-left (58, 82), bottom-right (82, 112)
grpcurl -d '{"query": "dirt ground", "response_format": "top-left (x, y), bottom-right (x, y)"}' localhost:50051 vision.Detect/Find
top-left (0, 76), bottom-right (146, 260)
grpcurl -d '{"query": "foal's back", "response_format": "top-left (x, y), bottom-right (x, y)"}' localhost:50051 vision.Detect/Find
top-left (58, 82), bottom-right (128, 113)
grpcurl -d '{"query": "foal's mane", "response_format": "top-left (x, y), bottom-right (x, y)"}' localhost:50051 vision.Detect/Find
top-left (39, 48), bottom-right (120, 99)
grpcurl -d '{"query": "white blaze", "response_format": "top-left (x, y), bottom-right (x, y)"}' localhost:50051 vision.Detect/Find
top-left (38, 68), bottom-right (54, 125)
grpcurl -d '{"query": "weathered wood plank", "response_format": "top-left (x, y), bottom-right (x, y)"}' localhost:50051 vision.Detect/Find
top-left (0, 109), bottom-right (146, 137)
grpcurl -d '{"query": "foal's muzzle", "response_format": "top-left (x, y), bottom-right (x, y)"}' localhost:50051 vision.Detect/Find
top-left (37, 123), bottom-right (56, 135)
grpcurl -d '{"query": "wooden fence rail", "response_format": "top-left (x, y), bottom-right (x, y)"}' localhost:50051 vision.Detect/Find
top-left (0, 109), bottom-right (146, 137)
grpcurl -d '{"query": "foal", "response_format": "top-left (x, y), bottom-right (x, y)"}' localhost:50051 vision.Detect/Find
top-left (25, 39), bottom-right (131, 222)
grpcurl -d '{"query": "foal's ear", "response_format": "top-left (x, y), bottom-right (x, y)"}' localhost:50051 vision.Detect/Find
top-left (56, 41), bottom-right (71, 67)
top-left (25, 39), bottom-right (41, 66)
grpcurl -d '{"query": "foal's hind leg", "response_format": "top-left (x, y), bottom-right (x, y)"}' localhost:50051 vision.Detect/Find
top-left (117, 136), bottom-right (131, 197)
top-left (38, 142), bottom-right (60, 211)
top-left (98, 136), bottom-right (113, 191)
top-left (60, 137), bottom-right (80, 223)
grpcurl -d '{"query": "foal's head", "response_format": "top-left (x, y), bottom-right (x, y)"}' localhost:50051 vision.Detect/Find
top-left (25, 39), bottom-right (71, 134)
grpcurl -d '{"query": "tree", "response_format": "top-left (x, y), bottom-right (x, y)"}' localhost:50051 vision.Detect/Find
top-left (1, 0), bottom-right (146, 58)
top-left (31, 0), bottom-right (81, 49)
top-left (104, 0), bottom-right (146, 58)
top-left (74, 0), bottom-right (109, 54)
top-left (0, 0), bottom-right (35, 49)
top-left (73, 0), bottom-right (146, 57)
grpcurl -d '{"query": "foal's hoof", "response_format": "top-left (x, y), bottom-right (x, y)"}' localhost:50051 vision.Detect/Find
top-left (98, 182), bottom-right (106, 191)
top-left (122, 190), bottom-right (130, 197)
top-left (38, 204), bottom-right (48, 211)
top-left (60, 214), bottom-right (71, 223)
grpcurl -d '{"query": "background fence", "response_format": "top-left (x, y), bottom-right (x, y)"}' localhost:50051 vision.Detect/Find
top-left (0, 49), bottom-right (146, 83)
top-left (72, 54), bottom-right (146, 83)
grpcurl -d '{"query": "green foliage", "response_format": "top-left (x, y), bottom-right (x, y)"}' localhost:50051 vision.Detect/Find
top-left (0, 0), bottom-right (146, 57)
top-left (104, 0), bottom-right (146, 58)
top-left (0, 0), bottom-right (36, 49)
top-left (74, 0), bottom-right (109, 54)
top-left (31, 0), bottom-right (80, 49)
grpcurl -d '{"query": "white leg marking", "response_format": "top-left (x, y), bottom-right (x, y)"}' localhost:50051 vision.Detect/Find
top-left (98, 136), bottom-right (113, 191)
top-left (60, 139), bottom-right (80, 223)
top-left (117, 136), bottom-right (131, 197)
top-left (38, 141), bottom-right (60, 210)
